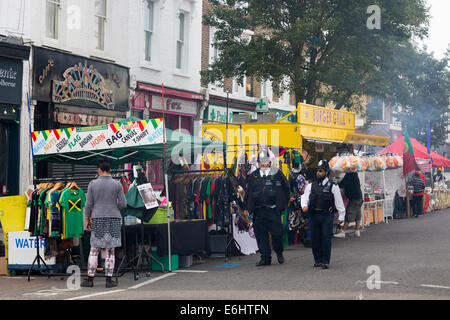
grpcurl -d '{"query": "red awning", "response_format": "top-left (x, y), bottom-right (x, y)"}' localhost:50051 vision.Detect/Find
top-left (377, 136), bottom-right (450, 168)
top-left (137, 82), bottom-right (204, 101)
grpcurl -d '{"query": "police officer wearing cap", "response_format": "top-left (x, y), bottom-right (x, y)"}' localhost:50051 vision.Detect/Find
top-left (244, 150), bottom-right (290, 266)
top-left (301, 160), bottom-right (345, 269)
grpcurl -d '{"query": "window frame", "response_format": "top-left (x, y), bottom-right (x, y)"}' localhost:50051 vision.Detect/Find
top-left (144, 0), bottom-right (154, 62)
top-left (176, 11), bottom-right (188, 71)
top-left (94, 0), bottom-right (107, 51)
top-left (46, 0), bottom-right (61, 40)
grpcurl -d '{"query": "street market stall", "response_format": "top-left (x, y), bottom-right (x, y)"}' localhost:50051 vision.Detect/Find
top-left (0, 117), bottom-right (225, 277)
top-left (377, 136), bottom-right (450, 214)
top-left (202, 103), bottom-right (391, 244)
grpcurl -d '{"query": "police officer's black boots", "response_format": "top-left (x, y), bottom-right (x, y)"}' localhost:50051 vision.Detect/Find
top-left (256, 260), bottom-right (271, 266)
top-left (277, 254), bottom-right (285, 264)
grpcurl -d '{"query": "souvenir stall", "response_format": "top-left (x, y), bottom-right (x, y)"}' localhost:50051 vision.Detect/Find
top-left (202, 102), bottom-right (390, 246)
top-left (1, 117), bottom-right (225, 278)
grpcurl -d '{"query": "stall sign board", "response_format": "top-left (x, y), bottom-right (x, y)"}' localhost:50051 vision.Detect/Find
top-left (299, 103), bottom-right (355, 130)
top-left (7, 231), bottom-right (56, 266)
top-left (31, 118), bottom-right (165, 156)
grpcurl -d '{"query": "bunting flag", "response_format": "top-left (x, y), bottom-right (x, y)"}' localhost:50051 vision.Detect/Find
top-left (53, 129), bottom-right (62, 140)
top-left (42, 130), bottom-right (50, 141)
top-left (110, 123), bottom-right (120, 133)
top-left (150, 118), bottom-right (162, 130)
top-left (403, 128), bottom-right (418, 176)
top-left (31, 132), bottom-right (39, 142)
top-left (63, 128), bottom-right (74, 139)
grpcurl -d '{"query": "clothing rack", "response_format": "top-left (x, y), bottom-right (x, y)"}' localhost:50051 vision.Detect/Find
top-left (27, 169), bottom-right (134, 282)
top-left (169, 168), bottom-right (241, 260)
top-left (27, 176), bottom-right (80, 281)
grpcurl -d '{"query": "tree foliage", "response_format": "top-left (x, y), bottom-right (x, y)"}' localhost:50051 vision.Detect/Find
top-left (202, 0), bottom-right (430, 112)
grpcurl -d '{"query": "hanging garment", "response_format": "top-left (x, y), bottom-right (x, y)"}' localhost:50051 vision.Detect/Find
top-left (59, 186), bottom-right (86, 239)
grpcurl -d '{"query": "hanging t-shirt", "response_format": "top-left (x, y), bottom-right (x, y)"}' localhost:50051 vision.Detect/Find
top-left (59, 187), bottom-right (86, 238)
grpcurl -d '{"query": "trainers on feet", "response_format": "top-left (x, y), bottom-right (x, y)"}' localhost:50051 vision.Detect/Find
top-left (334, 231), bottom-right (345, 238)
top-left (321, 264), bottom-right (329, 269)
top-left (355, 230), bottom-right (360, 237)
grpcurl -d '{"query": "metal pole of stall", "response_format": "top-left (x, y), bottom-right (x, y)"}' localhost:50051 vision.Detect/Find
top-left (165, 173), bottom-right (171, 272)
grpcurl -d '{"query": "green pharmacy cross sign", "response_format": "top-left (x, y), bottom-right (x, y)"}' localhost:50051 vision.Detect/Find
top-left (256, 98), bottom-right (268, 112)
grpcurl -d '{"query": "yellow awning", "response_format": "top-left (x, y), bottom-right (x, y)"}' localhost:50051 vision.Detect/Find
top-left (344, 133), bottom-right (390, 146)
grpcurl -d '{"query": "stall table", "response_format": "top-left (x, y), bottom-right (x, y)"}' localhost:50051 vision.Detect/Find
top-left (124, 220), bottom-right (209, 258)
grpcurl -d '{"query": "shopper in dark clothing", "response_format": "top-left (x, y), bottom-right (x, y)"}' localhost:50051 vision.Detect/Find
top-left (409, 170), bottom-right (425, 218)
top-left (335, 172), bottom-right (363, 238)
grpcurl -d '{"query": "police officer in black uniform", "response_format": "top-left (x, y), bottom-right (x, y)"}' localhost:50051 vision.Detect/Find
top-left (301, 160), bottom-right (345, 269)
top-left (244, 150), bottom-right (290, 266)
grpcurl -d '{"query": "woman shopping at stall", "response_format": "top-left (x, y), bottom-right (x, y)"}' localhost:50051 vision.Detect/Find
top-left (81, 157), bottom-right (127, 288)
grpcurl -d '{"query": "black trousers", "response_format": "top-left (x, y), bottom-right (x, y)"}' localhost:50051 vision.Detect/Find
top-left (253, 207), bottom-right (283, 262)
top-left (310, 212), bottom-right (334, 265)
top-left (411, 195), bottom-right (424, 216)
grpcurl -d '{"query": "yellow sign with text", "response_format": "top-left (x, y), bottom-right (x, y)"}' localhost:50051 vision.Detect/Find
top-left (298, 103), bottom-right (355, 130)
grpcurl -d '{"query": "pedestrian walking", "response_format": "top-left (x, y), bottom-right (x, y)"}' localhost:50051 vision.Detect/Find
top-left (408, 170), bottom-right (425, 218)
top-left (301, 160), bottom-right (345, 269)
top-left (81, 157), bottom-right (127, 288)
top-left (244, 150), bottom-right (290, 266)
top-left (334, 172), bottom-right (363, 238)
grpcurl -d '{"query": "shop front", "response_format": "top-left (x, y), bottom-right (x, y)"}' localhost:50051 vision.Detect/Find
top-left (31, 46), bottom-right (130, 189)
top-left (132, 82), bottom-right (204, 190)
top-left (203, 94), bottom-right (256, 124)
top-left (0, 41), bottom-right (30, 197)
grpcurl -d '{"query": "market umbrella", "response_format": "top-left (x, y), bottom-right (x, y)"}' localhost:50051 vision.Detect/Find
top-left (377, 136), bottom-right (450, 168)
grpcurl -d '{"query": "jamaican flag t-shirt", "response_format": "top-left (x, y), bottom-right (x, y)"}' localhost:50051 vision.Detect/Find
top-left (59, 188), bottom-right (86, 238)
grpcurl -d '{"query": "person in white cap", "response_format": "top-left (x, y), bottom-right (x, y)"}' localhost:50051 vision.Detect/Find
top-left (301, 160), bottom-right (345, 269)
top-left (244, 149), bottom-right (290, 266)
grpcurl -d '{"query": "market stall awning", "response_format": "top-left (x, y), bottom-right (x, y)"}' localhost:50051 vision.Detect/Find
top-left (32, 118), bottom-right (225, 166)
top-left (344, 132), bottom-right (390, 146)
top-left (377, 136), bottom-right (450, 168)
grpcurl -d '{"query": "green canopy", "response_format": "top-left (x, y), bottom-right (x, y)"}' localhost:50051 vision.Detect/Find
top-left (33, 126), bottom-right (225, 166)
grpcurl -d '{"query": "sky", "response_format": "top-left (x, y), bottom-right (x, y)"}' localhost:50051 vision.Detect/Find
top-left (422, 0), bottom-right (450, 60)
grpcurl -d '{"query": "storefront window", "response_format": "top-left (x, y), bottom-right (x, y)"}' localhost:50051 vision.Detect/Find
top-left (46, 0), bottom-right (61, 40)
top-left (144, 0), bottom-right (154, 61)
top-left (94, 0), bottom-right (107, 50)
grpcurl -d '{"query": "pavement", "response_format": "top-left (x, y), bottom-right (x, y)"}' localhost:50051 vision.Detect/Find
top-left (0, 208), bottom-right (449, 301)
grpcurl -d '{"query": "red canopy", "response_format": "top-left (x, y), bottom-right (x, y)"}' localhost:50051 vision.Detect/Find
top-left (377, 136), bottom-right (450, 168)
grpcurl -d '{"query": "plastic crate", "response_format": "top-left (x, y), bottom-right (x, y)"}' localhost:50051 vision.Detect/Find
top-left (151, 248), bottom-right (178, 271)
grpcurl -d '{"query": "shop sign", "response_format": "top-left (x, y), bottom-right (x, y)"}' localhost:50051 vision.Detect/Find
top-left (151, 96), bottom-right (197, 116)
top-left (271, 108), bottom-right (297, 123)
top-left (344, 132), bottom-right (390, 146)
top-left (206, 105), bottom-right (252, 123)
top-left (32, 46), bottom-right (129, 111)
top-left (31, 118), bottom-right (164, 156)
top-left (55, 111), bottom-right (121, 126)
top-left (299, 103), bottom-right (355, 130)
top-left (52, 62), bottom-right (114, 109)
top-left (8, 231), bottom-right (56, 266)
top-left (0, 58), bottom-right (23, 105)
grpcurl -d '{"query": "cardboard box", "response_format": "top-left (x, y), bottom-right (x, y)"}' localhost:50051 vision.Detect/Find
top-left (0, 257), bottom-right (6, 275)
